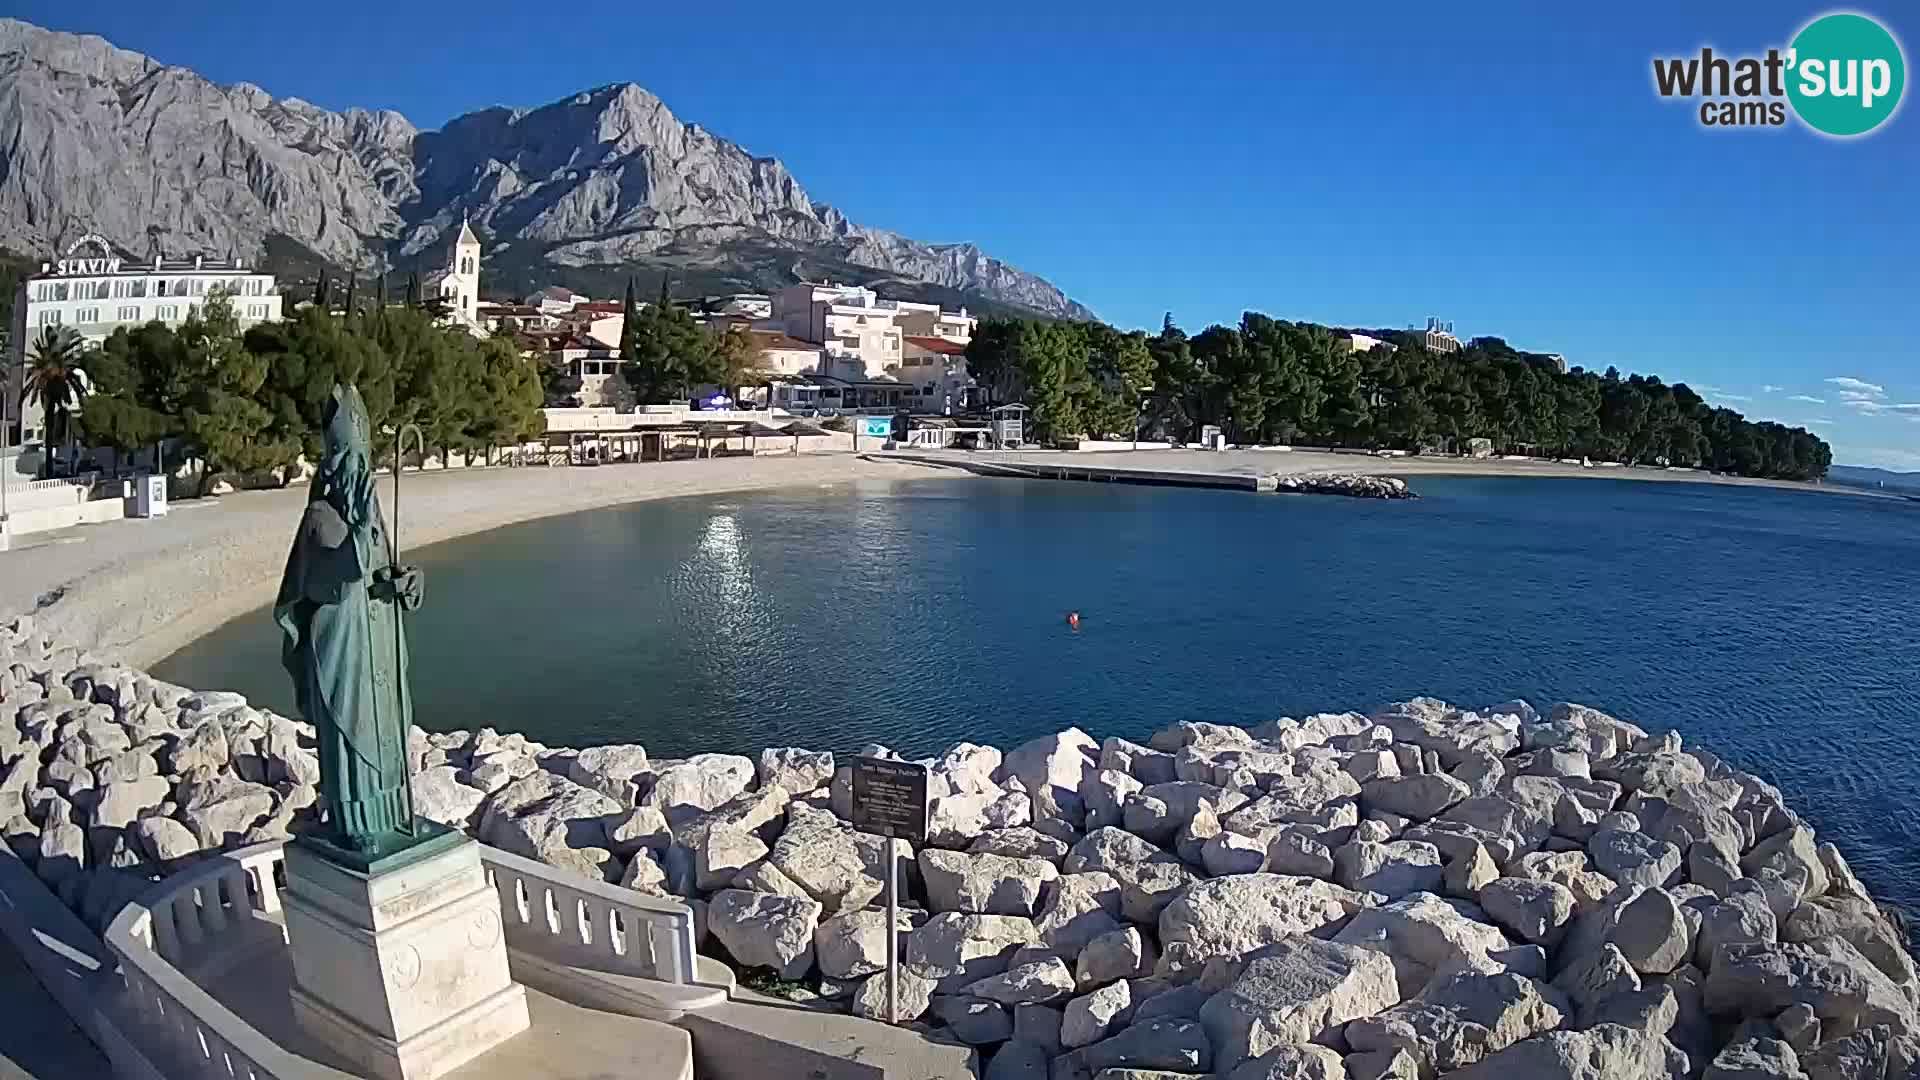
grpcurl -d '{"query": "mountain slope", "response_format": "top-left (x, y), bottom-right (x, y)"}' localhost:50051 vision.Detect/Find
top-left (1828, 464), bottom-right (1920, 494)
top-left (0, 19), bottom-right (1092, 319)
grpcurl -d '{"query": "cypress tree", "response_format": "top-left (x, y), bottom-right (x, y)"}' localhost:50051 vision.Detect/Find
top-left (618, 276), bottom-right (640, 369)
top-left (313, 267), bottom-right (331, 309)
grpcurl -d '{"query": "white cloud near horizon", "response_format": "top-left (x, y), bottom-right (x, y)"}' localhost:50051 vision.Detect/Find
top-left (1715, 394), bottom-right (1753, 403)
top-left (1762, 384), bottom-right (1782, 393)
top-left (1827, 376), bottom-right (1886, 396)
top-left (1788, 394), bottom-right (1827, 404)
top-left (1847, 447), bottom-right (1920, 470)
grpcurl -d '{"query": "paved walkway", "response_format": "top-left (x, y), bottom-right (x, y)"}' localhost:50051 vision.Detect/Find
top-left (0, 933), bottom-right (108, 1079)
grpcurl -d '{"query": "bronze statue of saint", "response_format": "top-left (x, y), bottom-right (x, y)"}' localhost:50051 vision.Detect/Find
top-left (274, 384), bottom-right (425, 857)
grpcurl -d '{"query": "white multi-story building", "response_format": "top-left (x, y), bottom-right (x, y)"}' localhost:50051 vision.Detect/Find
top-left (766, 283), bottom-right (977, 411)
top-left (526, 285), bottom-right (587, 316)
top-left (898, 335), bottom-right (980, 414)
top-left (7, 234), bottom-right (282, 446)
top-left (1421, 317), bottom-right (1462, 354)
top-left (770, 283), bottom-right (903, 381)
top-left (886, 300), bottom-right (975, 344)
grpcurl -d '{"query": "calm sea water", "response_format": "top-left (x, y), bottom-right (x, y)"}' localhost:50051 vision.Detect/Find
top-left (155, 476), bottom-right (1920, 911)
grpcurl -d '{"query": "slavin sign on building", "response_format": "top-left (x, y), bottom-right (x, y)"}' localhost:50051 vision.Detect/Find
top-left (54, 233), bottom-right (122, 276)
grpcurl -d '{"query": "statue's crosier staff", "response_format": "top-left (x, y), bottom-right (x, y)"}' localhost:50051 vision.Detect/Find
top-left (387, 420), bottom-right (425, 829)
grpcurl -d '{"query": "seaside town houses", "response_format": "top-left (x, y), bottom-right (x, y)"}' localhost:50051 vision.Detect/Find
top-left (5, 222), bottom-right (984, 465)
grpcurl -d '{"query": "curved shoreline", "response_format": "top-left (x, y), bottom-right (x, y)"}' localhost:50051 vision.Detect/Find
top-left (0, 454), bottom-right (943, 669)
top-left (0, 448), bottom-right (1883, 671)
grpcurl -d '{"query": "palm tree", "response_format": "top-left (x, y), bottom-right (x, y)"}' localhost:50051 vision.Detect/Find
top-left (22, 325), bottom-right (91, 476)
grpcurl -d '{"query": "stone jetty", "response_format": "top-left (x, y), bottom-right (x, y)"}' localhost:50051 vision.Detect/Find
top-left (2, 612), bottom-right (1915, 1079)
top-left (1274, 472), bottom-right (1416, 499)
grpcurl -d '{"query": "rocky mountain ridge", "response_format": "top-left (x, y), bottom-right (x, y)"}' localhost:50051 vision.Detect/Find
top-left (0, 18), bottom-right (1092, 318)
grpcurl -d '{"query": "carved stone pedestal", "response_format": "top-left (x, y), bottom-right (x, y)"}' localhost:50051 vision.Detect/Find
top-left (282, 829), bottom-right (529, 1080)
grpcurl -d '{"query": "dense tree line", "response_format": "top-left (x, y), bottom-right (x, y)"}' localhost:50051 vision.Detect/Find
top-left (618, 278), bottom-right (770, 404)
top-left (966, 315), bottom-right (1831, 481)
top-left (47, 288), bottom-right (545, 486)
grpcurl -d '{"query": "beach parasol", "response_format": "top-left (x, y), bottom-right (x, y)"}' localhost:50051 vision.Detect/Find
top-left (740, 421), bottom-right (791, 456)
top-left (782, 420), bottom-right (834, 455)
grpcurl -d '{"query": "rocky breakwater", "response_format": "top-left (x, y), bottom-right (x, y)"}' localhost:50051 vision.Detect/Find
top-left (4, 612), bottom-right (1918, 1080)
top-left (1274, 472), bottom-right (1416, 499)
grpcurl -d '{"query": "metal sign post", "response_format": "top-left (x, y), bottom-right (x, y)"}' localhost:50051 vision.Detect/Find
top-left (885, 823), bottom-right (899, 1024)
top-left (850, 756), bottom-right (929, 1026)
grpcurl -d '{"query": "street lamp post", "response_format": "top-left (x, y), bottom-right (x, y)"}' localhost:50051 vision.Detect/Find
top-left (1, 354), bottom-right (11, 552)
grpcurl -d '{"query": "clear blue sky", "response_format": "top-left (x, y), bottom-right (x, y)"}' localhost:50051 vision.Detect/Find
top-left (13, 1), bottom-right (1918, 467)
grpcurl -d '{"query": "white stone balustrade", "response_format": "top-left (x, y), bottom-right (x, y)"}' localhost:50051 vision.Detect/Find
top-left (480, 845), bottom-right (698, 985)
top-left (100, 839), bottom-right (705, 1079)
top-left (105, 843), bottom-right (301, 1080)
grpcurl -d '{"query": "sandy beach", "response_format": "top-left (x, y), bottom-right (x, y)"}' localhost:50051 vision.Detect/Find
top-left (0, 453), bottom-right (933, 669)
top-left (0, 446), bottom-right (1858, 670)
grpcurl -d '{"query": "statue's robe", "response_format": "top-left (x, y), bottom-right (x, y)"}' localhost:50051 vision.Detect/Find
top-left (273, 493), bottom-right (412, 847)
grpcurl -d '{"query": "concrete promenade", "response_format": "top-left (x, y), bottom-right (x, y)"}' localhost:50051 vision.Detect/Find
top-left (0, 935), bottom-right (108, 1079)
top-left (885, 445), bottom-right (1861, 495)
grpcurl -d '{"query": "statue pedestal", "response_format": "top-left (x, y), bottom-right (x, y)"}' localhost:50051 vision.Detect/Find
top-left (282, 829), bottom-right (530, 1080)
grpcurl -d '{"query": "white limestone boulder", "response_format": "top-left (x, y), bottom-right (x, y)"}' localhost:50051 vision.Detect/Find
top-left (1004, 728), bottom-right (1099, 824)
top-left (1608, 886), bottom-right (1692, 976)
top-left (1441, 1023), bottom-right (1688, 1080)
top-left (906, 911), bottom-right (1039, 992)
top-left (706, 888), bottom-right (821, 979)
top-left (480, 773), bottom-right (624, 882)
top-left (1070, 1017), bottom-right (1212, 1075)
top-left (132, 816), bottom-right (200, 863)
top-left (1076, 926), bottom-right (1155, 989)
top-left (1478, 877), bottom-right (1577, 948)
top-left (1064, 827), bottom-right (1200, 926)
top-left (814, 907), bottom-right (910, 979)
top-left (1334, 893), bottom-right (1532, 1000)
top-left (1268, 828), bottom-right (1337, 879)
top-left (1035, 871), bottom-right (1125, 954)
top-left (693, 828), bottom-right (769, 892)
top-left (1589, 827), bottom-right (1682, 890)
top-left (1197, 935), bottom-right (1400, 1074)
top-left (175, 775), bottom-right (278, 849)
top-left (89, 776), bottom-right (170, 831)
top-left (1739, 824), bottom-right (1830, 901)
top-left (1362, 774), bottom-right (1471, 821)
top-left (643, 753), bottom-right (754, 824)
top-left (919, 848), bottom-right (1060, 917)
top-left (756, 747), bottom-right (834, 794)
top-left (969, 826), bottom-right (1071, 865)
top-left (850, 966), bottom-right (935, 1022)
top-left (1344, 970), bottom-right (1568, 1076)
top-left (1157, 874), bottom-right (1370, 981)
top-left (766, 805), bottom-right (904, 916)
top-left (963, 956), bottom-right (1077, 1006)
top-left (1061, 979), bottom-right (1133, 1049)
top-left (1334, 840), bottom-right (1443, 898)
top-left (412, 765), bottom-right (486, 830)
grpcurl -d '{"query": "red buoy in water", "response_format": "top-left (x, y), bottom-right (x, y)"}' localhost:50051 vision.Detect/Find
top-left (1067, 611), bottom-right (1081, 629)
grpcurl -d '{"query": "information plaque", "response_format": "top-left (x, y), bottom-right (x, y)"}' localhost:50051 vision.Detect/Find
top-left (850, 756), bottom-right (929, 843)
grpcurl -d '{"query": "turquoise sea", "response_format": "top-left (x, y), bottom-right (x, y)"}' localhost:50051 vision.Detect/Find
top-left (155, 476), bottom-right (1920, 913)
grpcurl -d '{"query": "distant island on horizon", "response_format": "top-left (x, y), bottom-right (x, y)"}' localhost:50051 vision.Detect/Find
top-left (1828, 464), bottom-right (1920, 494)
